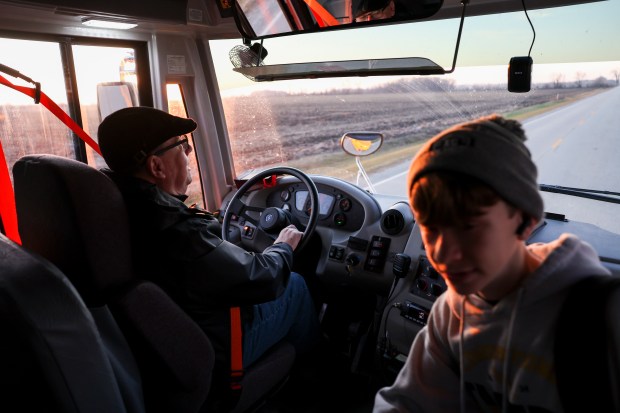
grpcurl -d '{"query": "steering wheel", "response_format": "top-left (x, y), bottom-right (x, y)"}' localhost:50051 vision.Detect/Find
top-left (221, 167), bottom-right (319, 253)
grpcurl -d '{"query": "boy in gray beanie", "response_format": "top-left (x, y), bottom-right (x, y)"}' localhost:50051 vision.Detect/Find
top-left (373, 114), bottom-right (611, 412)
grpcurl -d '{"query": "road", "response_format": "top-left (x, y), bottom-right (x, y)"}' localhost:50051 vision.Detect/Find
top-left (369, 86), bottom-right (620, 234)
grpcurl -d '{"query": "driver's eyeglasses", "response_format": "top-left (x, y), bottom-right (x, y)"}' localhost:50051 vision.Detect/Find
top-left (153, 136), bottom-right (190, 156)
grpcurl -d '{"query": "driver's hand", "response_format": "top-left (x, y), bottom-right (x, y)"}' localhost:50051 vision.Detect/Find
top-left (274, 224), bottom-right (303, 251)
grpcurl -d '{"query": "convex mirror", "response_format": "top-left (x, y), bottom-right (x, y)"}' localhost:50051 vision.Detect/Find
top-left (341, 132), bottom-right (384, 157)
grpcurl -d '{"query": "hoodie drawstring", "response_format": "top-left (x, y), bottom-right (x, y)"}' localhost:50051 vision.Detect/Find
top-left (502, 287), bottom-right (525, 412)
top-left (459, 288), bottom-right (526, 413)
top-left (459, 295), bottom-right (467, 413)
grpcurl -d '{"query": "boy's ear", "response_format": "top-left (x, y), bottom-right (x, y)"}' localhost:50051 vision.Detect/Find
top-left (516, 215), bottom-right (540, 240)
top-left (515, 216), bottom-right (530, 236)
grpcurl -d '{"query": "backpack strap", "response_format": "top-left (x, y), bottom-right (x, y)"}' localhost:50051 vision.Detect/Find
top-left (555, 276), bottom-right (620, 412)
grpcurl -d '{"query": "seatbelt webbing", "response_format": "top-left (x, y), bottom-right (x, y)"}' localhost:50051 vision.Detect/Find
top-left (0, 73), bottom-right (101, 245)
top-left (0, 140), bottom-right (20, 244)
top-left (301, 0), bottom-right (340, 26)
top-left (0, 74), bottom-right (101, 155)
top-left (230, 306), bottom-right (243, 391)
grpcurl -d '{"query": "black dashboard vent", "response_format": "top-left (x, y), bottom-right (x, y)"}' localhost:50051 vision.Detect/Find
top-left (381, 209), bottom-right (405, 235)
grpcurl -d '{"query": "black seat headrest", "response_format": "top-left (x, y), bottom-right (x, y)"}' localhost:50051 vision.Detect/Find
top-left (13, 154), bottom-right (134, 306)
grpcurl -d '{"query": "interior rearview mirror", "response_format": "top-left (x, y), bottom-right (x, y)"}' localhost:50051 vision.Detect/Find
top-left (230, 0), bottom-right (471, 81)
top-left (233, 0), bottom-right (444, 40)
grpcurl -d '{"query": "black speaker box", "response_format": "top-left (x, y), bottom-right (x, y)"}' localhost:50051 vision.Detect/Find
top-left (508, 56), bottom-right (533, 93)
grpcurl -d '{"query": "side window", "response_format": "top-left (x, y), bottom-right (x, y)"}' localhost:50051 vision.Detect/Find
top-left (167, 83), bottom-right (204, 209)
top-left (0, 39), bottom-right (139, 174)
top-left (1, 39), bottom-right (204, 208)
top-left (0, 38), bottom-right (76, 174)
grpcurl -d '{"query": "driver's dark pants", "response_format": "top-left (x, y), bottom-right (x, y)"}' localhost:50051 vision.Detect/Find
top-left (242, 272), bottom-right (320, 367)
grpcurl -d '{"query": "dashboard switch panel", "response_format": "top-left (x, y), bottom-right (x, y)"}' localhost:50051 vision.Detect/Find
top-left (364, 235), bottom-right (391, 273)
top-left (410, 256), bottom-right (446, 300)
top-left (329, 245), bottom-right (345, 261)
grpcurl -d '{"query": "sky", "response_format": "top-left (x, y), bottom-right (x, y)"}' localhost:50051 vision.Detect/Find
top-left (209, 0), bottom-right (620, 93)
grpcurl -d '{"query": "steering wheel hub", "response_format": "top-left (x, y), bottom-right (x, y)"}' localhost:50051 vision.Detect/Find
top-left (260, 207), bottom-right (289, 233)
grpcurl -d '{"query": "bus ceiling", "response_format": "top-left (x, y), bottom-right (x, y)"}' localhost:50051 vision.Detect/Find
top-left (0, 0), bottom-right (187, 24)
top-left (0, 0), bottom-right (604, 39)
top-left (0, 0), bottom-right (239, 36)
top-left (0, 0), bottom-right (605, 37)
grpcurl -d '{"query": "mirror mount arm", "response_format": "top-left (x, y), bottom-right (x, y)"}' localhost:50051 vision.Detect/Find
top-left (355, 156), bottom-right (376, 193)
top-left (444, 0), bottom-right (468, 74)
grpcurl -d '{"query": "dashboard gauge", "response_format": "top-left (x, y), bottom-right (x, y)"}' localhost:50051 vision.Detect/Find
top-left (296, 190), bottom-right (335, 216)
top-left (295, 191), bottom-right (308, 212)
top-left (319, 193), bottom-right (335, 215)
top-left (334, 213), bottom-right (346, 226)
top-left (339, 198), bottom-right (351, 211)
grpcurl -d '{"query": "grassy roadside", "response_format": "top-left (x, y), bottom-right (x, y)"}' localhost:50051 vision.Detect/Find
top-left (504, 88), bottom-right (606, 121)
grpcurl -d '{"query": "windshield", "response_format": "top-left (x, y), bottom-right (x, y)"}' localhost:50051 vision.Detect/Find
top-left (210, 0), bottom-right (620, 234)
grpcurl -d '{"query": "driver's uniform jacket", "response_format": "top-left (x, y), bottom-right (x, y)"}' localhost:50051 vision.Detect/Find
top-left (105, 172), bottom-right (294, 374)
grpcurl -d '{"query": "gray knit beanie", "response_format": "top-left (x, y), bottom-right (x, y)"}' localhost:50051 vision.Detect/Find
top-left (407, 114), bottom-right (544, 221)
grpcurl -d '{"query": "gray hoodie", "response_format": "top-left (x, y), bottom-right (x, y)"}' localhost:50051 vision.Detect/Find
top-left (373, 233), bottom-right (612, 413)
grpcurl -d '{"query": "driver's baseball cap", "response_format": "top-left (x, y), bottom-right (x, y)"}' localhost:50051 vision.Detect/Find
top-left (98, 106), bottom-right (197, 174)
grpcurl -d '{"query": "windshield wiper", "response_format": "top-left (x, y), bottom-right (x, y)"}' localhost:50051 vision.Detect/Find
top-left (539, 184), bottom-right (620, 204)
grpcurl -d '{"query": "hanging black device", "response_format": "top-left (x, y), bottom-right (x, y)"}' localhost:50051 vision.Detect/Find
top-left (508, 56), bottom-right (533, 93)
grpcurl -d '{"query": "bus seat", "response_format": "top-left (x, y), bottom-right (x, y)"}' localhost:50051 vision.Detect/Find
top-left (12, 153), bottom-right (211, 413)
top-left (12, 154), bottom-right (146, 412)
top-left (0, 232), bottom-right (133, 413)
top-left (12, 154), bottom-right (295, 413)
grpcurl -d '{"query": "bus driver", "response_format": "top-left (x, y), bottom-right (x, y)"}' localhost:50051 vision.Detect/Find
top-left (97, 106), bottom-right (320, 393)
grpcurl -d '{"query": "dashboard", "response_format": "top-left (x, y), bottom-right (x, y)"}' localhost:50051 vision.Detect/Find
top-left (220, 173), bottom-right (620, 365)
top-left (266, 181), bottom-right (367, 233)
top-left (221, 174), bottom-right (414, 292)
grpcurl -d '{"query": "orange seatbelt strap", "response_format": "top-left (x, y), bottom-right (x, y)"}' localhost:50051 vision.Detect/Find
top-left (0, 71), bottom-right (101, 244)
top-left (301, 0), bottom-right (340, 27)
top-left (230, 306), bottom-right (244, 393)
top-left (309, 9), bottom-right (326, 27)
top-left (0, 139), bottom-right (20, 244)
top-left (0, 73), bottom-right (101, 155)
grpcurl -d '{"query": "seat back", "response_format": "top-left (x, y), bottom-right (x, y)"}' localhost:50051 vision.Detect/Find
top-left (555, 276), bottom-right (620, 412)
top-left (0, 233), bottom-right (131, 413)
top-left (13, 154), bottom-right (297, 413)
top-left (13, 154), bottom-right (213, 413)
top-left (13, 154), bottom-right (131, 307)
